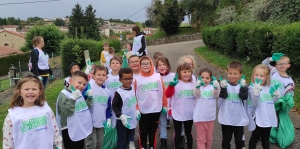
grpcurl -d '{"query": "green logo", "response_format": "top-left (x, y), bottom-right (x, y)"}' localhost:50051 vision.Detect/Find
top-left (107, 82), bottom-right (122, 89)
top-left (201, 90), bottom-right (212, 98)
top-left (260, 94), bottom-right (273, 102)
top-left (226, 93), bottom-right (239, 101)
top-left (93, 95), bottom-right (108, 104)
top-left (141, 82), bottom-right (158, 92)
top-left (20, 115), bottom-right (47, 133)
top-left (177, 90), bottom-right (193, 98)
top-left (75, 101), bottom-right (88, 112)
top-left (127, 96), bottom-right (137, 108)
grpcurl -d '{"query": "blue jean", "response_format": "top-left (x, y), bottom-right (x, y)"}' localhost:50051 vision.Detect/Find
top-left (159, 113), bottom-right (167, 139)
top-left (116, 120), bottom-right (135, 149)
top-left (41, 76), bottom-right (48, 88)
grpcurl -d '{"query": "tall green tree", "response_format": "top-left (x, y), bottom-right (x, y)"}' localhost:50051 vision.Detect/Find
top-left (84, 4), bottom-right (100, 40)
top-left (54, 18), bottom-right (65, 26)
top-left (68, 3), bottom-right (85, 38)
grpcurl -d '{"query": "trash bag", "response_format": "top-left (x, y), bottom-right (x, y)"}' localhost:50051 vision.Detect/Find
top-left (122, 54), bottom-right (129, 68)
top-left (269, 93), bottom-right (295, 149)
top-left (102, 121), bottom-right (117, 149)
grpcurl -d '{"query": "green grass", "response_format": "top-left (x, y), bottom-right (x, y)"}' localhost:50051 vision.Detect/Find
top-left (146, 28), bottom-right (200, 40)
top-left (195, 46), bottom-right (300, 109)
top-left (0, 79), bottom-right (10, 91)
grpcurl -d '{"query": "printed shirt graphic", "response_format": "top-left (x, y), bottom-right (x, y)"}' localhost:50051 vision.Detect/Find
top-left (8, 102), bottom-right (54, 149)
top-left (193, 85), bottom-right (216, 122)
top-left (37, 49), bottom-right (50, 70)
top-left (271, 70), bottom-right (294, 95)
top-left (136, 73), bottom-right (163, 114)
top-left (132, 35), bottom-right (147, 55)
top-left (171, 80), bottom-right (196, 121)
top-left (62, 90), bottom-right (93, 141)
top-left (90, 80), bottom-right (111, 128)
top-left (116, 88), bottom-right (138, 129)
top-left (218, 84), bottom-right (249, 126)
top-left (105, 74), bottom-right (122, 99)
top-left (161, 72), bottom-right (175, 109)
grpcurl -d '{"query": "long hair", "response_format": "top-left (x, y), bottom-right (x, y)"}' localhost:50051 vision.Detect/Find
top-left (156, 56), bottom-right (171, 72)
top-left (251, 64), bottom-right (271, 86)
top-left (176, 62), bottom-right (193, 82)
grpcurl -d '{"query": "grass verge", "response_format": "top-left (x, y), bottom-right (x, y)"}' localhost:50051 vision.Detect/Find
top-left (0, 79), bottom-right (10, 91)
top-left (146, 28), bottom-right (199, 40)
top-left (195, 46), bottom-right (300, 109)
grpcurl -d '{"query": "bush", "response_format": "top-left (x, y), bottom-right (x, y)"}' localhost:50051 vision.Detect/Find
top-left (60, 38), bottom-right (120, 76)
top-left (201, 22), bottom-right (300, 77)
top-left (0, 53), bottom-right (31, 76)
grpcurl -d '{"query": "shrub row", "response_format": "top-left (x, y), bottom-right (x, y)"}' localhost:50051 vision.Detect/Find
top-left (202, 22), bottom-right (300, 77)
top-left (0, 52), bottom-right (31, 76)
top-left (60, 38), bottom-right (121, 76)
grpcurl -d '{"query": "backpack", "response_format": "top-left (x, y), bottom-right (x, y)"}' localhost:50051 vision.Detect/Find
top-left (28, 49), bottom-right (39, 72)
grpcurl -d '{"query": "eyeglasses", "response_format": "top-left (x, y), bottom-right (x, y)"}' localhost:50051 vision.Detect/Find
top-left (121, 78), bottom-right (133, 81)
top-left (129, 60), bottom-right (139, 64)
top-left (141, 62), bottom-right (150, 66)
top-left (276, 63), bottom-right (289, 66)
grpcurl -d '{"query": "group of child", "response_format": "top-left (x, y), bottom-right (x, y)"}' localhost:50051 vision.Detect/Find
top-left (3, 40), bottom-right (294, 149)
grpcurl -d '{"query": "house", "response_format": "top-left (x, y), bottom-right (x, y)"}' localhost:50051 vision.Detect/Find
top-left (0, 30), bottom-right (25, 50)
top-left (0, 46), bottom-right (23, 57)
top-left (3, 25), bottom-right (17, 32)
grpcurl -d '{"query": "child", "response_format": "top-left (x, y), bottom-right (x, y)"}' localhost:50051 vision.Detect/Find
top-left (3, 75), bottom-right (62, 149)
top-left (247, 64), bottom-right (279, 149)
top-left (56, 71), bottom-right (93, 149)
top-left (134, 56), bottom-right (167, 149)
top-left (153, 52), bottom-right (164, 73)
top-left (218, 61), bottom-right (249, 149)
top-left (156, 56), bottom-right (175, 149)
top-left (105, 56), bottom-right (122, 128)
top-left (128, 55), bottom-right (141, 79)
top-left (100, 42), bottom-right (110, 66)
top-left (125, 43), bottom-right (133, 59)
top-left (105, 47), bottom-right (115, 72)
top-left (112, 68), bottom-right (138, 149)
top-left (178, 55), bottom-right (197, 83)
top-left (86, 65), bottom-right (112, 149)
top-left (193, 68), bottom-right (220, 149)
top-left (64, 62), bottom-right (80, 87)
top-left (132, 26), bottom-right (147, 57)
top-left (166, 62), bottom-right (196, 149)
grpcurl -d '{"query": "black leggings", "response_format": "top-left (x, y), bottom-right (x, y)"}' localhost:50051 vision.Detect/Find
top-left (221, 124), bottom-right (245, 149)
top-left (173, 119), bottom-right (193, 149)
top-left (62, 129), bottom-right (84, 149)
top-left (249, 126), bottom-right (271, 149)
top-left (139, 112), bottom-right (161, 148)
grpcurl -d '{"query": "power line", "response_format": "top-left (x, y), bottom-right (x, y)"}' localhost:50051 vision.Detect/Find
top-left (125, 2), bottom-right (152, 19)
top-left (0, 0), bottom-right (60, 5)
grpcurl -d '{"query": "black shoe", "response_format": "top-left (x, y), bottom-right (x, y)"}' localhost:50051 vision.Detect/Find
top-left (159, 138), bottom-right (167, 149)
top-left (167, 120), bottom-right (171, 129)
top-left (179, 136), bottom-right (184, 149)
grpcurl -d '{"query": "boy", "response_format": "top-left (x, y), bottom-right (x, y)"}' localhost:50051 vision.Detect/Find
top-left (132, 26), bottom-right (147, 57)
top-left (86, 65), bottom-right (112, 149)
top-left (56, 71), bottom-right (93, 149)
top-left (128, 55), bottom-right (141, 79)
top-left (64, 62), bottom-right (80, 87)
top-left (218, 61), bottom-right (249, 149)
top-left (112, 68), bottom-right (138, 149)
top-left (105, 56), bottom-right (122, 128)
top-left (105, 47), bottom-right (115, 72)
top-left (100, 42), bottom-right (109, 66)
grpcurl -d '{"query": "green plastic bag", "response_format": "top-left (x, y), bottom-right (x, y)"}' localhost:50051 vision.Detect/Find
top-left (102, 122), bottom-right (117, 149)
top-left (122, 54), bottom-right (129, 68)
top-left (269, 93), bottom-right (295, 149)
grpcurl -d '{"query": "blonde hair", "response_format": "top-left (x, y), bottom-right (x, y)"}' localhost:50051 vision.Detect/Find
top-left (10, 75), bottom-right (45, 108)
top-left (278, 56), bottom-right (290, 63)
top-left (32, 36), bottom-right (43, 47)
top-left (176, 63), bottom-right (193, 82)
top-left (177, 55), bottom-right (196, 70)
top-left (251, 64), bottom-right (270, 86)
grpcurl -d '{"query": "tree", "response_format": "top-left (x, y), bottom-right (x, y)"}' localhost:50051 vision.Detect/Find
top-left (84, 4), bottom-right (100, 40)
top-left (54, 18), bottom-right (65, 26)
top-left (68, 3), bottom-right (85, 38)
top-left (147, 0), bottom-right (163, 27)
top-left (24, 25), bottom-right (65, 54)
top-left (145, 20), bottom-right (154, 27)
top-left (135, 22), bottom-right (143, 29)
top-left (99, 17), bottom-right (105, 25)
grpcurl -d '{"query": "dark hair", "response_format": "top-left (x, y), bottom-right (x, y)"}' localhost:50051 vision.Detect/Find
top-left (126, 43), bottom-right (132, 49)
top-left (108, 47), bottom-right (115, 54)
top-left (69, 62), bottom-right (79, 71)
top-left (176, 62), bottom-right (193, 82)
top-left (132, 26), bottom-right (140, 33)
top-left (110, 56), bottom-right (122, 65)
top-left (103, 41), bottom-right (109, 46)
top-left (72, 71), bottom-right (88, 82)
top-left (93, 65), bottom-right (108, 75)
top-left (118, 68), bottom-right (133, 79)
top-left (199, 68), bottom-right (212, 78)
top-left (128, 55), bottom-right (139, 62)
top-left (227, 61), bottom-right (243, 73)
top-left (153, 52), bottom-right (163, 60)
top-left (156, 56), bottom-right (171, 72)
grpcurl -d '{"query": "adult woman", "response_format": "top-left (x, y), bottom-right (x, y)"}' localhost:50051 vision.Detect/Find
top-left (30, 36), bottom-right (53, 87)
top-left (132, 26), bottom-right (147, 57)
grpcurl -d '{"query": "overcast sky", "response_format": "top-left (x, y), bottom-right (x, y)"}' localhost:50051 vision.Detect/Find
top-left (0, 0), bottom-right (153, 22)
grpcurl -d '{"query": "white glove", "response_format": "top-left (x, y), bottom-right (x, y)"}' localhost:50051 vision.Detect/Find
top-left (136, 110), bottom-right (141, 121)
top-left (240, 79), bottom-right (246, 88)
top-left (220, 80), bottom-right (227, 88)
top-left (135, 52), bottom-right (139, 56)
top-left (38, 76), bottom-right (43, 81)
top-left (212, 80), bottom-right (220, 90)
top-left (269, 57), bottom-right (273, 61)
top-left (86, 89), bottom-right (93, 98)
top-left (253, 85), bottom-right (262, 96)
top-left (85, 65), bottom-right (92, 74)
top-left (106, 118), bottom-right (111, 128)
top-left (70, 90), bottom-right (82, 100)
top-left (120, 114), bottom-right (131, 128)
top-left (273, 89), bottom-right (281, 99)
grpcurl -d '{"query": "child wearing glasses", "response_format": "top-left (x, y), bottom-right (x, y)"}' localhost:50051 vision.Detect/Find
top-left (128, 55), bottom-right (141, 79)
top-left (134, 56), bottom-right (167, 149)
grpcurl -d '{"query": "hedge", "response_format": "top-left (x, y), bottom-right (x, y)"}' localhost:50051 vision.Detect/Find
top-left (202, 22), bottom-right (300, 78)
top-left (60, 38), bottom-right (121, 76)
top-left (0, 52), bottom-right (31, 76)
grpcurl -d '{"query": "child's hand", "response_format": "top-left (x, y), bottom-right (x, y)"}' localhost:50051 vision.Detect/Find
top-left (211, 76), bottom-right (220, 90)
top-left (167, 108), bottom-right (172, 116)
top-left (120, 114), bottom-right (132, 129)
top-left (271, 53), bottom-right (284, 62)
top-left (169, 73), bottom-right (179, 86)
top-left (106, 118), bottom-right (111, 128)
top-left (252, 78), bottom-right (262, 96)
top-left (195, 76), bottom-right (205, 89)
top-left (136, 110), bottom-right (141, 121)
top-left (239, 75), bottom-right (246, 88)
top-left (219, 76), bottom-right (228, 88)
top-left (270, 83), bottom-right (281, 98)
top-left (84, 84), bottom-right (93, 98)
top-left (84, 60), bottom-right (94, 74)
top-left (161, 107), bottom-right (167, 114)
top-left (70, 87), bottom-right (82, 100)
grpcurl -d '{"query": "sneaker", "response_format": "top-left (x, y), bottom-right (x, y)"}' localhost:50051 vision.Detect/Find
top-left (179, 136), bottom-right (184, 149)
top-left (166, 120), bottom-right (171, 129)
top-left (129, 141), bottom-right (136, 149)
top-left (159, 138), bottom-right (167, 149)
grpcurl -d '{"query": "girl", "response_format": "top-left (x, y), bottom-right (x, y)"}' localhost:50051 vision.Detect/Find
top-left (248, 64), bottom-right (279, 149)
top-left (3, 75), bottom-right (62, 149)
top-left (166, 62), bottom-right (196, 149)
top-left (64, 62), bottom-right (80, 87)
top-left (134, 56), bottom-right (167, 149)
top-left (178, 55), bottom-right (197, 83)
top-left (125, 43), bottom-right (133, 59)
top-left (132, 26), bottom-right (147, 57)
top-left (156, 56), bottom-right (175, 149)
top-left (193, 68), bottom-right (220, 149)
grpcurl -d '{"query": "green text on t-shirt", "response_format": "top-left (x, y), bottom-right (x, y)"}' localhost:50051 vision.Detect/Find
top-left (20, 115), bottom-right (47, 133)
